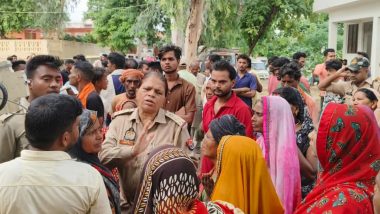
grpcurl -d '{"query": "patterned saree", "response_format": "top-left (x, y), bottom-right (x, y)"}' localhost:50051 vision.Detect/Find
top-left (295, 103), bottom-right (380, 213)
top-left (134, 145), bottom-right (240, 214)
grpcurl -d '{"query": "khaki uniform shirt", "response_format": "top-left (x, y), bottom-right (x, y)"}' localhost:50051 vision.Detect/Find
top-left (372, 77), bottom-right (380, 94)
top-left (0, 97), bottom-right (30, 163)
top-left (99, 108), bottom-right (191, 212)
top-left (326, 79), bottom-right (373, 105)
top-left (0, 150), bottom-right (111, 214)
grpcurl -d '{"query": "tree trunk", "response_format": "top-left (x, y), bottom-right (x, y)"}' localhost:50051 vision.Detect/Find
top-left (183, 0), bottom-right (204, 64)
top-left (248, 6), bottom-right (279, 55)
top-left (171, 18), bottom-right (185, 50)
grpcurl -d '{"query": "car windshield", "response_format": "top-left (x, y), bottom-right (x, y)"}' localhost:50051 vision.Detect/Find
top-left (252, 62), bottom-right (266, 70)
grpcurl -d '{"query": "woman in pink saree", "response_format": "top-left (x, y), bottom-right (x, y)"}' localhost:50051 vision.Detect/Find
top-left (252, 96), bottom-right (301, 214)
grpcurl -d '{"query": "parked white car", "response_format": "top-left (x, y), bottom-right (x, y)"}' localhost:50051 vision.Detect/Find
top-left (251, 61), bottom-right (269, 79)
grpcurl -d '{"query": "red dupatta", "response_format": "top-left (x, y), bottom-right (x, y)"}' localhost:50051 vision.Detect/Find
top-left (295, 103), bottom-right (380, 214)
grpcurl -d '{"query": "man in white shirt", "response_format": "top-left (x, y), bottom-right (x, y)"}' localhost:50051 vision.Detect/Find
top-left (100, 52), bottom-right (126, 119)
top-left (0, 94), bottom-right (111, 214)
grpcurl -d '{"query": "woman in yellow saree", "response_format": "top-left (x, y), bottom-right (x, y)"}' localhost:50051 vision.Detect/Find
top-left (211, 135), bottom-right (284, 214)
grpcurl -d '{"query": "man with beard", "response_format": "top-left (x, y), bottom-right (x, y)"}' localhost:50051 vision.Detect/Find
top-left (159, 45), bottom-right (196, 125)
top-left (201, 60), bottom-right (253, 173)
top-left (0, 94), bottom-right (111, 213)
top-left (232, 54), bottom-right (257, 107)
top-left (111, 69), bottom-right (144, 112)
top-left (0, 55), bottom-right (62, 163)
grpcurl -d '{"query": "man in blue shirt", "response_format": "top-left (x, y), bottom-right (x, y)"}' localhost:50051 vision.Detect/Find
top-left (233, 54), bottom-right (257, 108)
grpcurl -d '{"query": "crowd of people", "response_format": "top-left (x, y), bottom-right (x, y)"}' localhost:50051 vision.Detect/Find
top-left (0, 45), bottom-right (380, 214)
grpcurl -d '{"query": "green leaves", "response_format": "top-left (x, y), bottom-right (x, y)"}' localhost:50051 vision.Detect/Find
top-left (0, 0), bottom-right (74, 38)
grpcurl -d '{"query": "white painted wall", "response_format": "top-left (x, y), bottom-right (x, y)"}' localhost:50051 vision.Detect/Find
top-left (314, 0), bottom-right (360, 12)
top-left (315, 0), bottom-right (380, 76)
top-left (328, 1), bottom-right (380, 23)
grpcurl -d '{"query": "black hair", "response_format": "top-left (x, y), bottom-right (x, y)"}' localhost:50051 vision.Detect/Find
top-left (138, 60), bottom-right (149, 69)
top-left (108, 52), bottom-right (126, 69)
top-left (12, 60), bottom-right (26, 71)
top-left (158, 45), bottom-right (182, 60)
top-left (73, 54), bottom-right (86, 61)
top-left (92, 67), bottom-right (107, 84)
top-left (268, 56), bottom-right (279, 65)
top-left (271, 57), bottom-right (290, 68)
top-left (292, 52), bottom-right (307, 60)
top-left (208, 54), bottom-right (221, 63)
top-left (323, 48), bottom-right (335, 57)
top-left (357, 51), bottom-right (369, 59)
top-left (280, 61), bottom-right (301, 81)
top-left (74, 61), bottom-right (94, 82)
top-left (325, 59), bottom-right (342, 71)
top-left (25, 94), bottom-right (83, 150)
top-left (356, 88), bottom-right (378, 102)
top-left (102, 53), bottom-right (108, 57)
top-left (237, 54), bottom-right (251, 65)
top-left (125, 58), bottom-right (138, 69)
top-left (148, 61), bottom-right (162, 73)
top-left (212, 60), bottom-right (237, 80)
top-left (26, 55), bottom-right (63, 79)
top-left (142, 71), bottom-right (168, 96)
top-left (273, 87), bottom-right (305, 123)
top-left (64, 59), bottom-right (75, 64)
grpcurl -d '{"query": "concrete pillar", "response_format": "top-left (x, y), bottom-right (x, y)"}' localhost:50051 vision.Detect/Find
top-left (357, 22), bottom-right (364, 52)
top-left (343, 24), bottom-right (348, 56)
top-left (328, 21), bottom-right (338, 50)
top-left (371, 17), bottom-right (380, 77)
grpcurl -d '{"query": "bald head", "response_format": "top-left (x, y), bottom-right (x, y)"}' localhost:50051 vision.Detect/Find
top-left (189, 61), bottom-right (200, 76)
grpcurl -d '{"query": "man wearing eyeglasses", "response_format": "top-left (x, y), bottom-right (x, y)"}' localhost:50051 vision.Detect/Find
top-left (318, 57), bottom-right (372, 105)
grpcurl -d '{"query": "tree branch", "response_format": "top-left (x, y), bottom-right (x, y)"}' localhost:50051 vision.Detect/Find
top-left (248, 5), bottom-right (279, 55)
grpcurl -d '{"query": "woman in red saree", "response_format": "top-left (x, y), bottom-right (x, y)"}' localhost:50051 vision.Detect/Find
top-left (295, 103), bottom-right (380, 213)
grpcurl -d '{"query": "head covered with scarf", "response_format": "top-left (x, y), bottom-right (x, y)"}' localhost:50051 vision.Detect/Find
top-left (208, 115), bottom-right (246, 144)
top-left (211, 135), bottom-right (284, 213)
top-left (119, 69), bottom-right (144, 83)
top-left (295, 103), bottom-right (380, 213)
top-left (256, 96), bottom-right (301, 214)
top-left (200, 115), bottom-right (247, 176)
top-left (69, 109), bottom-right (121, 214)
top-left (134, 145), bottom-right (199, 213)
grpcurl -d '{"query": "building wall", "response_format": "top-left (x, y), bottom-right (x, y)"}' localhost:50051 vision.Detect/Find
top-left (64, 27), bottom-right (93, 37)
top-left (315, 0), bottom-right (380, 76)
top-left (0, 40), bottom-right (109, 61)
top-left (6, 27), bottom-right (93, 39)
top-left (314, 0), bottom-right (360, 12)
top-left (6, 29), bottom-right (43, 40)
top-left (327, 0), bottom-right (380, 23)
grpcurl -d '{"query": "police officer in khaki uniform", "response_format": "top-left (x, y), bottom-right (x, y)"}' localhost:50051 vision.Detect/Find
top-left (99, 72), bottom-right (192, 213)
top-left (0, 97), bottom-right (29, 163)
top-left (319, 57), bottom-right (373, 105)
top-left (0, 55), bottom-right (62, 163)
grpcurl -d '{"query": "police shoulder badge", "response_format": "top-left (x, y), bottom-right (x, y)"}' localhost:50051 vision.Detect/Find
top-left (120, 127), bottom-right (136, 146)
